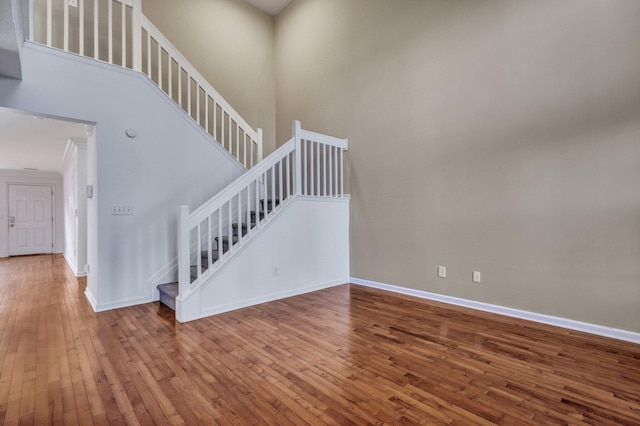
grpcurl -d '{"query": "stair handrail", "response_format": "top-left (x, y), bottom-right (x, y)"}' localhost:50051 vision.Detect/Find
top-left (189, 139), bottom-right (294, 228)
top-left (178, 121), bottom-right (348, 298)
top-left (140, 16), bottom-right (263, 167)
top-left (177, 138), bottom-right (294, 297)
top-left (25, 0), bottom-right (263, 168)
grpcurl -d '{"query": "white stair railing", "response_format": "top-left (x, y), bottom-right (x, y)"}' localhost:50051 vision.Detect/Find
top-left (26, 0), bottom-right (262, 168)
top-left (177, 121), bottom-right (347, 298)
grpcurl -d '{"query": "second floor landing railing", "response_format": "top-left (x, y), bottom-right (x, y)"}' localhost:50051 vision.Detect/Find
top-left (26, 0), bottom-right (262, 168)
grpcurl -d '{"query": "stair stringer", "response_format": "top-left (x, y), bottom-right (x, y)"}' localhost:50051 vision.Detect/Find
top-left (176, 195), bottom-right (350, 322)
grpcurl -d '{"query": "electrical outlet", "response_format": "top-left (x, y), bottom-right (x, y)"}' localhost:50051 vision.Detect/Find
top-left (273, 265), bottom-right (279, 276)
top-left (111, 205), bottom-right (133, 215)
top-left (68, 0), bottom-right (78, 7)
top-left (438, 266), bottom-right (446, 278)
top-left (473, 271), bottom-right (481, 283)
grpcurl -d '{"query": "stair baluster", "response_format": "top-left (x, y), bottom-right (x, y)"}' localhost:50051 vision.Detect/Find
top-left (162, 122), bottom-right (348, 320)
top-left (26, 0), bottom-right (262, 169)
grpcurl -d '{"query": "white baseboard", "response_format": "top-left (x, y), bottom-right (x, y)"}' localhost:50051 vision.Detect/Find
top-left (63, 253), bottom-right (87, 277)
top-left (351, 277), bottom-right (640, 345)
top-left (92, 295), bottom-right (155, 312)
top-left (201, 278), bottom-right (346, 319)
top-left (84, 288), bottom-right (98, 311)
top-left (84, 287), bottom-right (152, 312)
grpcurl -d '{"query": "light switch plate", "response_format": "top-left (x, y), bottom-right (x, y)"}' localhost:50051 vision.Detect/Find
top-left (111, 205), bottom-right (133, 215)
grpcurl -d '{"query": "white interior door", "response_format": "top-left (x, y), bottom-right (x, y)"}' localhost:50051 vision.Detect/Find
top-left (8, 184), bottom-right (53, 256)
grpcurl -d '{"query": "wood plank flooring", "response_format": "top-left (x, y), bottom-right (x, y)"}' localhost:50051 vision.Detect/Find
top-left (1, 255), bottom-right (639, 424)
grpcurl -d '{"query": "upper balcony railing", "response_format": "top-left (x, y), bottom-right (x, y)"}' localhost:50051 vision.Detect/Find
top-left (26, 0), bottom-right (262, 168)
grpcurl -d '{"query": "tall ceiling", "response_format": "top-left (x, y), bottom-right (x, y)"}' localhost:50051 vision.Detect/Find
top-left (244, 0), bottom-right (291, 16)
top-left (0, 107), bottom-right (87, 173)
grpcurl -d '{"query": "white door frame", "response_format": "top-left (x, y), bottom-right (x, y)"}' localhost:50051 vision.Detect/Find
top-left (7, 183), bottom-right (56, 256)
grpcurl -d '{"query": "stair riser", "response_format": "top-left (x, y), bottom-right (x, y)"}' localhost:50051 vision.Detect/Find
top-left (159, 291), bottom-right (176, 310)
top-left (157, 283), bottom-right (178, 311)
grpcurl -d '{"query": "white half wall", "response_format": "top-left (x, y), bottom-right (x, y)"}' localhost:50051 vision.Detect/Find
top-left (0, 169), bottom-right (63, 257)
top-left (0, 42), bottom-right (247, 310)
top-left (177, 196), bottom-right (350, 322)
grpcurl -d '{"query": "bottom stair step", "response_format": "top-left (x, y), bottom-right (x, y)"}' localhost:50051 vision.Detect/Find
top-left (157, 282), bottom-right (178, 310)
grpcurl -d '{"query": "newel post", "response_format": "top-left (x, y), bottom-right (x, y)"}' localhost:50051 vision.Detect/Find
top-left (293, 120), bottom-right (302, 195)
top-left (177, 205), bottom-right (190, 296)
top-left (131, 0), bottom-right (142, 72)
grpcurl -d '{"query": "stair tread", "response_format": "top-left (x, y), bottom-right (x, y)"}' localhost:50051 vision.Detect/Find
top-left (200, 250), bottom-right (220, 261)
top-left (261, 198), bottom-right (280, 211)
top-left (157, 283), bottom-right (178, 310)
top-left (215, 235), bottom-right (239, 244)
top-left (232, 222), bottom-right (257, 233)
top-left (232, 222), bottom-right (256, 229)
top-left (157, 282), bottom-right (178, 296)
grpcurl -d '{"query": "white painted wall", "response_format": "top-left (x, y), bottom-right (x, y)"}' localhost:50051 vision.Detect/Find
top-left (177, 196), bottom-right (350, 322)
top-left (61, 138), bottom-right (87, 275)
top-left (76, 142), bottom-right (87, 274)
top-left (0, 42), bottom-right (246, 310)
top-left (0, 169), bottom-right (64, 257)
top-left (62, 146), bottom-right (78, 271)
top-left (85, 125), bottom-right (98, 306)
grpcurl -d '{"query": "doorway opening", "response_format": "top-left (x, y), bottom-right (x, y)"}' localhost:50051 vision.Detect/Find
top-left (0, 106), bottom-right (95, 279)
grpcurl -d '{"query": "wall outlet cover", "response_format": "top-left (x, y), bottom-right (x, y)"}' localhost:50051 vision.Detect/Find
top-left (438, 266), bottom-right (446, 278)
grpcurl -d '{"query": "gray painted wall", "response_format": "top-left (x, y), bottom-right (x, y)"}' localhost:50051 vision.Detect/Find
top-left (275, 0), bottom-right (640, 332)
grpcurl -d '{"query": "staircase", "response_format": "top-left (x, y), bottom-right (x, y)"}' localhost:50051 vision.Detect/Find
top-left (156, 198), bottom-right (277, 309)
top-left (21, 0), bottom-right (350, 322)
top-left (171, 122), bottom-right (348, 322)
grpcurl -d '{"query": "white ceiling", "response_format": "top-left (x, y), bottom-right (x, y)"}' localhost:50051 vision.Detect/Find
top-left (0, 107), bottom-right (88, 173)
top-left (244, 0), bottom-right (291, 16)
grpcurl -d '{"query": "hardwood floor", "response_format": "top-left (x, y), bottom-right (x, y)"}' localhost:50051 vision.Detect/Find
top-left (1, 255), bottom-right (639, 425)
